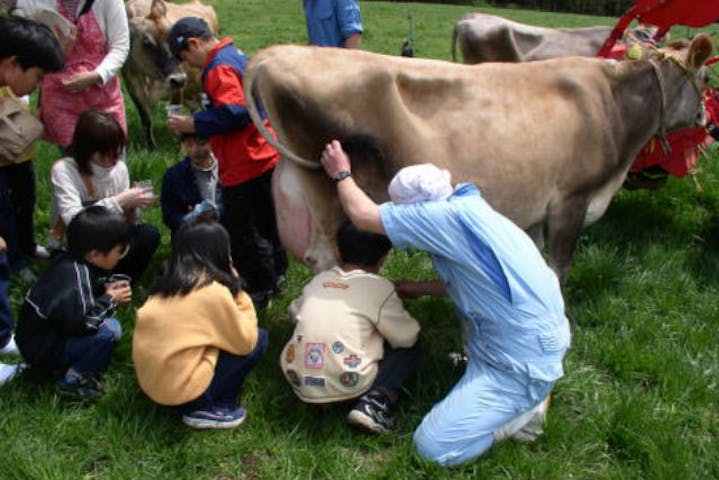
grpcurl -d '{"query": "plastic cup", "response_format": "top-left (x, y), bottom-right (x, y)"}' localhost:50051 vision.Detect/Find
top-left (136, 179), bottom-right (152, 189)
top-left (166, 104), bottom-right (183, 117)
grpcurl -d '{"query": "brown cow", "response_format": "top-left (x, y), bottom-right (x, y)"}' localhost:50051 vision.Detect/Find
top-left (452, 13), bottom-right (615, 64)
top-left (245, 35), bottom-right (713, 284)
top-left (123, 0), bottom-right (218, 147)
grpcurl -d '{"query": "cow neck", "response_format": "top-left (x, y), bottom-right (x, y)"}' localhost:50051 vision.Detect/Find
top-left (648, 58), bottom-right (670, 152)
top-left (614, 61), bottom-right (664, 156)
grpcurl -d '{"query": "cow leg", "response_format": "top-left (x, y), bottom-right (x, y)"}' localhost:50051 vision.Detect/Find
top-left (545, 197), bottom-right (589, 285)
top-left (122, 72), bottom-right (156, 148)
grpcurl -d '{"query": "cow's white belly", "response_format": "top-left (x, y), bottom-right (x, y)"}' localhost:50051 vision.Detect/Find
top-left (584, 170), bottom-right (628, 225)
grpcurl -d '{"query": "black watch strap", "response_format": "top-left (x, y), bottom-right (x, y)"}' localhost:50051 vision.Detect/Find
top-left (332, 170), bottom-right (352, 183)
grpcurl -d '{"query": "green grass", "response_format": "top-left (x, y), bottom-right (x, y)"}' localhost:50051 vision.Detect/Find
top-left (2, 1), bottom-right (719, 478)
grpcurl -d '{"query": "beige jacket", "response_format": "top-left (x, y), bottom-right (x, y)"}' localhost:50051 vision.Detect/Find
top-left (280, 267), bottom-right (420, 403)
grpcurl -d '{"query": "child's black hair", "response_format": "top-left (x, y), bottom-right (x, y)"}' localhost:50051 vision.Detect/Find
top-left (66, 205), bottom-right (131, 259)
top-left (180, 132), bottom-right (208, 143)
top-left (337, 222), bottom-right (392, 267)
top-left (151, 218), bottom-right (242, 297)
top-left (0, 16), bottom-right (64, 72)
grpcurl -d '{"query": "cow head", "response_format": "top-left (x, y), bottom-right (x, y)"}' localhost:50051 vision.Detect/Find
top-left (650, 34), bottom-right (714, 133)
top-left (126, 0), bottom-right (188, 89)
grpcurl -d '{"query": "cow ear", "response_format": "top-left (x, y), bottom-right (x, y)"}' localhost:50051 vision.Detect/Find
top-left (687, 33), bottom-right (715, 71)
top-left (148, 0), bottom-right (167, 21)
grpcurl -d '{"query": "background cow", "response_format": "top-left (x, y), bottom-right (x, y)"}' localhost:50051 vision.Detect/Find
top-left (123, 0), bottom-right (218, 147)
top-left (245, 35), bottom-right (713, 284)
top-left (451, 13), bottom-right (613, 64)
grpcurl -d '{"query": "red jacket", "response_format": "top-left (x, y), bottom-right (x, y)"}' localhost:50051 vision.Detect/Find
top-left (193, 38), bottom-right (279, 186)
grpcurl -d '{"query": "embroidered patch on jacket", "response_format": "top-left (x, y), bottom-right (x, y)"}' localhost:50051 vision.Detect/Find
top-left (339, 371), bottom-right (359, 388)
top-left (343, 354), bottom-right (362, 368)
top-left (304, 375), bottom-right (325, 387)
top-left (305, 342), bottom-right (326, 369)
top-left (332, 341), bottom-right (344, 354)
top-left (285, 344), bottom-right (295, 364)
top-left (286, 369), bottom-right (301, 387)
top-left (322, 281), bottom-right (349, 289)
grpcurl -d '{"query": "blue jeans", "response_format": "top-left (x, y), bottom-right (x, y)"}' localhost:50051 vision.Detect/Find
top-left (178, 328), bottom-right (269, 413)
top-left (371, 343), bottom-right (420, 404)
top-left (62, 318), bottom-right (122, 377)
top-left (0, 254), bottom-right (11, 348)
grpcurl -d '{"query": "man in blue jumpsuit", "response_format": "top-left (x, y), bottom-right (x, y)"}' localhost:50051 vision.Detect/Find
top-left (320, 139), bottom-right (571, 466)
top-left (303, 0), bottom-right (363, 48)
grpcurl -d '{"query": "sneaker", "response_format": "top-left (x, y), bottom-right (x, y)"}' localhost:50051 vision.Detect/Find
top-left (182, 406), bottom-right (247, 429)
top-left (0, 362), bottom-right (25, 386)
top-left (18, 267), bottom-right (37, 284)
top-left (0, 336), bottom-right (20, 356)
top-left (34, 245), bottom-right (51, 260)
top-left (347, 391), bottom-right (394, 434)
top-left (56, 374), bottom-right (104, 400)
top-left (494, 395), bottom-right (550, 443)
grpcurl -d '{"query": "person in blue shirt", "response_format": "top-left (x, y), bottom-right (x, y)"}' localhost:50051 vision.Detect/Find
top-left (319, 139), bottom-right (571, 466)
top-left (303, 0), bottom-right (363, 48)
top-left (161, 133), bottom-right (221, 235)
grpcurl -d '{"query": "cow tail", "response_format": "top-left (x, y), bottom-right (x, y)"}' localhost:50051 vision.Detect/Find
top-left (244, 59), bottom-right (321, 170)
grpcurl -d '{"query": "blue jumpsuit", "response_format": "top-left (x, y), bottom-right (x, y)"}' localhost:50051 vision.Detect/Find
top-left (379, 183), bottom-right (571, 466)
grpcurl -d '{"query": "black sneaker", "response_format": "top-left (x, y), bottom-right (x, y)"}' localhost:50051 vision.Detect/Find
top-left (56, 374), bottom-right (104, 400)
top-left (347, 391), bottom-right (394, 434)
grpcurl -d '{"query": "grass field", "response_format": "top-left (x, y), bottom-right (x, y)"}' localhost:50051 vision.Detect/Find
top-left (2, 1), bottom-right (719, 479)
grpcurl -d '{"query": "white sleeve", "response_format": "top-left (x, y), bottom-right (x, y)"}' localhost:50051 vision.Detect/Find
top-left (14, 0), bottom-right (43, 17)
top-left (93, 0), bottom-right (129, 85)
top-left (51, 161), bottom-right (86, 225)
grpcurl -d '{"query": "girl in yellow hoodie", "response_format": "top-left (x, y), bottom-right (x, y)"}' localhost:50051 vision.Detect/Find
top-left (133, 219), bottom-right (267, 429)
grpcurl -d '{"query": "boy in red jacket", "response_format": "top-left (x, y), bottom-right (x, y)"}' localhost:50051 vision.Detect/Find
top-left (167, 17), bottom-right (286, 309)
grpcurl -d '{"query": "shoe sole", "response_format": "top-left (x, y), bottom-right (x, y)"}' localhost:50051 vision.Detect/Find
top-left (182, 414), bottom-right (247, 430)
top-left (347, 410), bottom-right (390, 435)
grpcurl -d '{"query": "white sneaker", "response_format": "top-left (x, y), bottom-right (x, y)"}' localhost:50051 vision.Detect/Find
top-left (494, 395), bottom-right (550, 443)
top-left (0, 362), bottom-right (24, 386)
top-left (0, 336), bottom-right (20, 356)
top-left (34, 245), bottom-right (51, 260)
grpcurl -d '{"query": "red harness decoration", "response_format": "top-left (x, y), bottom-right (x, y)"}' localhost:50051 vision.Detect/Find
top-left (598, 1), bottom-right (719, 180)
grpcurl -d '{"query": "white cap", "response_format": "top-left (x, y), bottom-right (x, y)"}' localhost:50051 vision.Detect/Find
top-left (388, 163), bottom-right (453, 204)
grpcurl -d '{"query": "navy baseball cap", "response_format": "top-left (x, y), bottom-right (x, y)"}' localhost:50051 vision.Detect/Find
top-left (167, 17), bottom-right (213, 59)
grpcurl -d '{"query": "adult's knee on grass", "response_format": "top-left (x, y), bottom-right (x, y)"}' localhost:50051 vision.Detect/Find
top-left (413, 415), bottom-right (493, 466)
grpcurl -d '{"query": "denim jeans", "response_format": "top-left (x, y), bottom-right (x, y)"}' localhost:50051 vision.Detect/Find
top-left (178, 328), bottom-right (269, 413)
top-left (0, 254), bottom-right (11, 348)
top-left (371, 343), bottom-right (421, 404)
top-left (62, 318), bottom-right (122, 377)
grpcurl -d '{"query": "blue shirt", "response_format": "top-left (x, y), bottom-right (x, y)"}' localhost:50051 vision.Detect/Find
top-left (303, 0), bottom-right (363, 47)
top-left (380, 183), bottom-right (570, 381)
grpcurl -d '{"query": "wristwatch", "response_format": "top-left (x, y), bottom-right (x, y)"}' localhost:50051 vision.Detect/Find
top-left (332, 170), bottom-right (352, 183)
